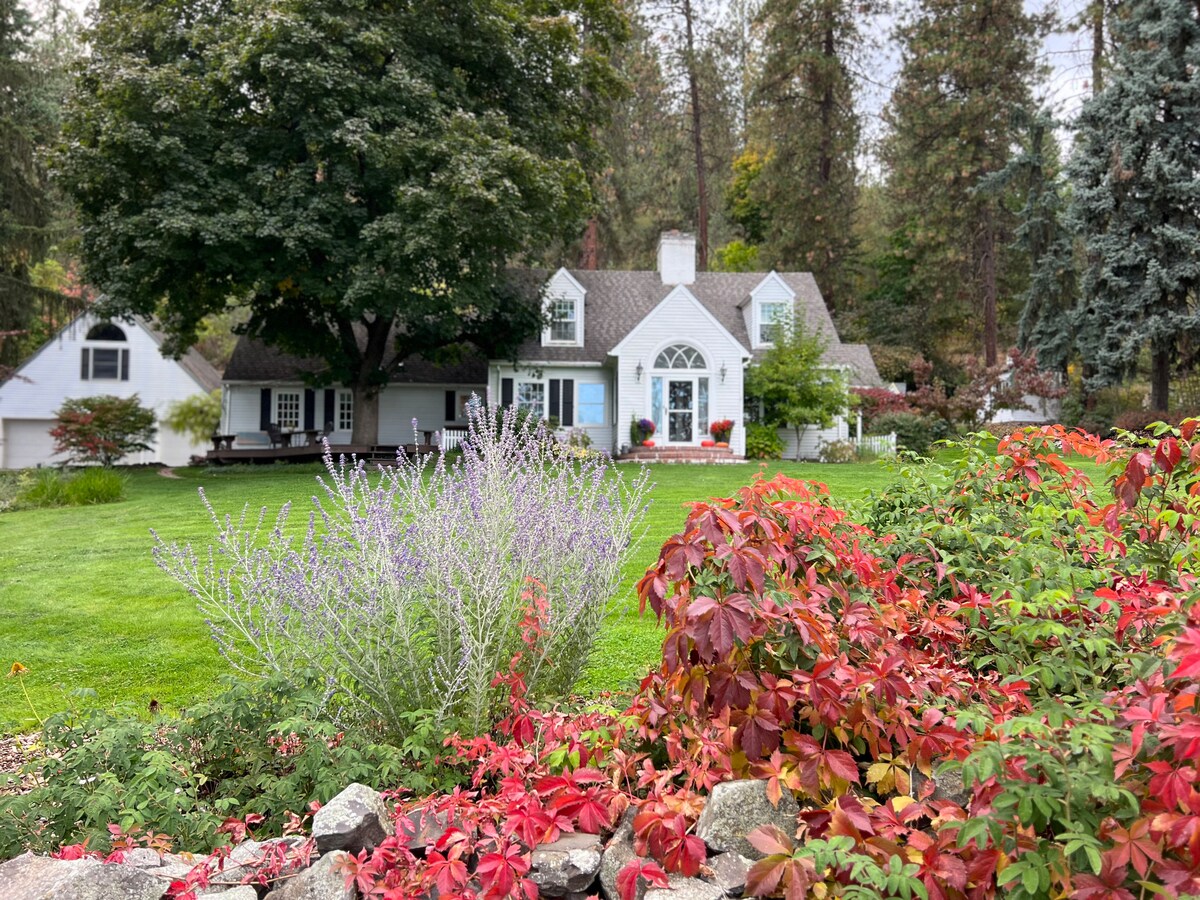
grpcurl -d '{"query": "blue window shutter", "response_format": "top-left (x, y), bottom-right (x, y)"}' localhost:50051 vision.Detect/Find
top-left (260, 389), bottom-right (271, 429)
top-left (303, 389), bottom-right (315, 430)
top-left (501, 378), bottom-right (513, 406)
top-left (80, 348), bottom-right (90, 380)
top-left (562, 379), bottom-right (574, 426)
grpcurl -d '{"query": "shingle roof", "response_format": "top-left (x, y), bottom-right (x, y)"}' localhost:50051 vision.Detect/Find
top-left (140, 319), bottom-right (222, 393)
top-left (221, 269), bottom-right (882, 388)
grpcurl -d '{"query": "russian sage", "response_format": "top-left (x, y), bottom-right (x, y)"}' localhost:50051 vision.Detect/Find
top-left (154, 402), bottom-right (650, 738)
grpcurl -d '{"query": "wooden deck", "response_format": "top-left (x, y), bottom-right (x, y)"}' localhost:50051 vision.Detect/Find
top-left (205, 443), bottom-right (439, 465)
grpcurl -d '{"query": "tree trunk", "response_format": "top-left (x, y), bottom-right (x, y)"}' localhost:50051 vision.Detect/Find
top-left (819, 16), bottom-right (835, 187)
top-left (682, 0), bottom-right (708, 271)
top-left (980, 211), bottom-right (998, 367)
top-left (1091, 1), bottom-right (1104, 94)
top-left (795, 424), bottom-right (807, 462)
top-left (351, 384), bottom-right (381, 446)
top-left (579, 218), bottom-right (600, 270)
top-left (1152, 347), bottom-right (1171, 411)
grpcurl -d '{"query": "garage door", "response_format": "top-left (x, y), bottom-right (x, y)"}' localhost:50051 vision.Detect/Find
top-left (1, 419), bottom-right (64, 470)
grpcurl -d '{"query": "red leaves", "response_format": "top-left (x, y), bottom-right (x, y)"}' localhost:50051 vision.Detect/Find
top-left (474, 841), bottom-right (534, 900)
top-left (616, 858), bottom-right (670, 900)
top-left (687, 592), bottom-right (754, 660)
top-left (632, 808), bottom-right (705, 876)
top-left (744, 826), bottom-right (816, 900)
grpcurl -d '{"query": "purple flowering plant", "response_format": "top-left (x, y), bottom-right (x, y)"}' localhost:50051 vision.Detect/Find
top-left (154, 399), bottom-right (651, 739)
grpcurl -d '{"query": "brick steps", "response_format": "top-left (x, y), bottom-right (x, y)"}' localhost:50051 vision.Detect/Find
top-left (617, 446), bottom-right (743, 464)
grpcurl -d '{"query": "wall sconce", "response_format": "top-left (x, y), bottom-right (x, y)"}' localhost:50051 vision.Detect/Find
top-left (719, 361), bottom-right (728, 384)
top-left (635, 361), bottom-right (644, 382)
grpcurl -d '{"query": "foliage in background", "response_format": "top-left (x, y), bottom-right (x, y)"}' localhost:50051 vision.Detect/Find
top-left (155, 403), bottom-right (650, 741)
top-left (164, 390), bottom-right (221, 445)
top-left (744, 422), bottom-right (784, 459)
top-left (745, 322), bottom-right (847, 461)
top-left (0, 671), bottom-right (413, 858)
top-left (50, 395), bottom-right (156, 466)
top-left (5, 465), bottom-right (127, 510)
top-left (868, 410), bottom-right (952, 456)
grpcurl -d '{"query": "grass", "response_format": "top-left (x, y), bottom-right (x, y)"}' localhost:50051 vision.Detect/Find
top-left (0, 452), bottom-right (1111, 733)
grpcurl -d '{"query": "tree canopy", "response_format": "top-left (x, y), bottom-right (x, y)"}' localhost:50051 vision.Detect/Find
top-left (61, 0), bottom-right (628, 441)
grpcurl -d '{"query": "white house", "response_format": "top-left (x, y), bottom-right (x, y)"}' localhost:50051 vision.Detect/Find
top-left (0, 313), bottom-right (222, 469)
top-left (219, 232), bottom-right (882, 459)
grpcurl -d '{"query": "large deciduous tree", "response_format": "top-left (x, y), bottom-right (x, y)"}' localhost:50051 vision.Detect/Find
top-left (61, 0), bottom-right (627, 443)
top-left (1069, 0), bottom-right (1200, 411)
top-left (882, 0), bottom-right (1048, 368)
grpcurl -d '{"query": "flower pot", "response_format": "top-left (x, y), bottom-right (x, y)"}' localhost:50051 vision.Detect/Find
top-left (700, 439), bottom-right (715, 448)
top-left (715, 441), bottom-right (729, 448)
top-left (642, 440), bottom-right (655, 447)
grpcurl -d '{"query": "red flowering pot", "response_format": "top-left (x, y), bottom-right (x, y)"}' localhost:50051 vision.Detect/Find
top-left (701, 440), bottom-right (716, 448)
top-left (642, 440), bottom-right (655, 447)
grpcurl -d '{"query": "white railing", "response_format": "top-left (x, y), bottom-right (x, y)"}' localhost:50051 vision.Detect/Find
top-left (438, 428), bottom-right (468, 452)
top-left (857, 432), bottom-right (897, 457)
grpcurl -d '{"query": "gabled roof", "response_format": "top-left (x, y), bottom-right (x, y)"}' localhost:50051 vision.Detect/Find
top-left (222, 338), bottom-right (488, 384)
top-left (608, 283), bottom-right (751, 359)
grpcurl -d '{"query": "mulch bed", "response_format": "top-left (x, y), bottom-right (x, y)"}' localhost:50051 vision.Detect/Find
top-left (0, 733), bottom-right (42, 796)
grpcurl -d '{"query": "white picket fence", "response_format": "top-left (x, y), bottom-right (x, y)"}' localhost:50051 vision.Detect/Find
top-left (856, 432), bottom-right (897, 457)
top-left (438, 428), bottom-right (468, 451)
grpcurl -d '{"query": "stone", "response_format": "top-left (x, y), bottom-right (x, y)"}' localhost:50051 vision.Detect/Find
top-left (219, 888), bottom-right (260, 900)
top-left (913, 765), bottom-right (972, 809)
top-left (120, 848), bottom-right (165, 868)
top-left (531, 832), bottom-right (603, 896)
top-left (598, 811), bottom-right (638, 900)
top-left (704, 852), bottom-right (750, 897)
top-left (263, 850), bottom-right (354, 900)
top-left (312, 783), bottom-right (394, 855)
top-left (645, 873), bottom-right (726, 900)
top-left (0, 854), bottom-right (168, 900)
top-left (399, 808), bottom-right (453, 852)
top-left (694, 780), bottom-right (799, 860)
top-left (217, 836), bottom-right (308, 886)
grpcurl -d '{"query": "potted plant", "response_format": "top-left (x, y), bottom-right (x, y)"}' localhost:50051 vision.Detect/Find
top-left (631, 416), bottom-right (656, 446)
top-left (709, 418), bottom-right (734, 444)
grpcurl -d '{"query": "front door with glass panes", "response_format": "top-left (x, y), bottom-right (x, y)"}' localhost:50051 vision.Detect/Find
top-left (650, 343), bottom-right (710, 444)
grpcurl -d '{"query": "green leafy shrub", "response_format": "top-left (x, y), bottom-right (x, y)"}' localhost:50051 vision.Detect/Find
top-left (745, 422), bottom-right (783, 459)
top-left (164, 390), bottom-right (222, 444)
top-left (62, 467), bottom-right (127, 505)
top-left (869, 410), bottom-right (952, 456)
top-left (50, 395), bottom-right (157, 466)
top-left (817, 438), bottom-right (857, 463)
top-left (0, 672), bottom-right (417, 857)
top-left (14, 468), bottom-right (69, 508)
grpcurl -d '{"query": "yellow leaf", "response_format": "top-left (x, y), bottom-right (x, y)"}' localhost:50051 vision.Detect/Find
top-left (7, 661), bottom-right (27, 678)
top-left (892, 795), bottom-right (917, 813)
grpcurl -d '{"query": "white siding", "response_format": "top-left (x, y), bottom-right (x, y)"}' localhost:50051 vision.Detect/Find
top-left (490, 364), bottom-right (614, 452)
top-left (541, 268), bottom-right (587, 349)
top-left (746, 273), bottom-right (796, 350)
top-left (0, 314), bottom-right (213, 468)
top-left (610, 287), bottom-right (749, 457)
top-left (777, 416), bottom-right (850, 461)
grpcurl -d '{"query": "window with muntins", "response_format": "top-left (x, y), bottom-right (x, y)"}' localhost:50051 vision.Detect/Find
top-left (517, 382), bottom-right (545, 418)
top-left (275, 391), bottom-right (301, 429)
top-left (337, 390), bottom-right (353, 431)
top-left (80, 323), bottom-right (130, 381)
top-left (758, 301), bottom-right (790, 345)
top-left (654, 344), bottom-right (706, 370)
top-left (548, 298), bottom-right (577, 343)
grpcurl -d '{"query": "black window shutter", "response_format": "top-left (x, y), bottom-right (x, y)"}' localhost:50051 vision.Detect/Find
top-left (562, 379), bottom-right (575, 426)
top-left (549, 379), bottom-right (560, 422)
top-left (259, 388), bottom-right (272, 429)
top-left (120, 349), bottom-right (130, 381)
top-left (445, 390), bottom-right (456, 422)
top-left (323, 389), bottom-right (335, 430)
top-left (303, 389), bottom-right (315, 430)
top-left (80, 348), bottom-right (90, 380)
top-left (501, 378), bottom-right (514, 406)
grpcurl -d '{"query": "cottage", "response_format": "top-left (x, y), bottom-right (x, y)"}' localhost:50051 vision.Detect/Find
top-left (0, 313), bottom-right (221, 469)
top-left (220, 232), bottom-right (882, 460)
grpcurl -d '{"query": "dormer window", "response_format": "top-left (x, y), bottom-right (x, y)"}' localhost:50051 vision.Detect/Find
top-left (81, 322), bottom-right (130, 381)
top-left (758, 300), bottom-right (790, 346)
top-left (549, 297), bottom-right (577, 343)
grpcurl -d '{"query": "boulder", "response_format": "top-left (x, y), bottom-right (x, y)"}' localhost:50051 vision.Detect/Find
top-left (119, 848), bottom-right (165, 869)
top-left (215, 836), bottom-right (309, 887)
top-left (645, 873), bottom-right (726, 900)
top-left (220, 889), bottom-right (260, 900)
top-left (694, 780), bottom-right (799, 860)
top-left (598, 811), bottom-right (638, 900)
top-left (913, 765), bottom-right (971, 808)
top-left (531, 832), bottom-right (604, 896)
top-left (398, 808), bottom-right (453, 853)
top-left (704, 852), bottom-right (750, 897)
top-left (0, 853), bottom-right (167, 900)
top-left (263, 850), bottom-right (354, 900)
top-left (312, 783), bottom-right (393, 855)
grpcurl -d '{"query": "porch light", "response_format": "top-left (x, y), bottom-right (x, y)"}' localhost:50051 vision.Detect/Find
top-left (635, 361), bottom-right (644, 382)
top-left (719, 361), bottom-right (728, 383)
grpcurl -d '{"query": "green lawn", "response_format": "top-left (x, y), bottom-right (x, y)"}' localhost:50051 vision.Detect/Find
top-left (0, 459), bottom-right (904, 733)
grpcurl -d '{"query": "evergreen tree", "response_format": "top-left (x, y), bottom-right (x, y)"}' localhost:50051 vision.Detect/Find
top-left (882, 0), bottom-right (1049, 367)
top-left (746, 0), bottom-right (867, 311)
top-left (1069, 0), bottom-right (1200, 411)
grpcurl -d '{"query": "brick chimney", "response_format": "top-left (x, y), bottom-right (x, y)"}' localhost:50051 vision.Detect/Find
top-left (657, 231), bottom-right (696, 286)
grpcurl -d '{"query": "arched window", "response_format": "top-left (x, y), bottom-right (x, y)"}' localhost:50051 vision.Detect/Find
top-left (85, 323), bottom-right (126, 341)
top-left (654, 343), bottom-right (706, 370)
top-left (81, 322), bottom-right (130, 381)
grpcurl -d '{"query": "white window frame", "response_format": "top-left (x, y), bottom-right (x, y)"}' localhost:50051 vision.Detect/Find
top-left (274, 390), bottom-right (301, 430)
top-left (516, 381), bottom-right (545, 419)
top-left (576, 383), bottom-right (605, 425)
top-left (86, 345), bottom-right (123, 380)
top-left (337, 389), bottom-right (353, 432)
top-left (756, 300), bottom-right (792, 347)
top-left (547, 297), bottom-right (578, 344)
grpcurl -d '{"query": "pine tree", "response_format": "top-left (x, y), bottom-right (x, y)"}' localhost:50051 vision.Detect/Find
top-left (1069, 0), bottom-right (1200, 411)
top-left (882, 0), bottom-right (1049, 367)
top-left (747, 0), bottom-right (867, 311)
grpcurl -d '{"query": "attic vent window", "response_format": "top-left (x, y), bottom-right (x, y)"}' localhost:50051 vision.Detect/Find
top-left (81, 322), bottom-right (130, 381)
top-left (86, 323), bottom-right (126, 341)
top-left (654, 344), bottom-right (705, 370)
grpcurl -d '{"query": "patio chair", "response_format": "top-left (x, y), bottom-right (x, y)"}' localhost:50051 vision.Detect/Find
top-left (266, 422), bottom-right (285, 448)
